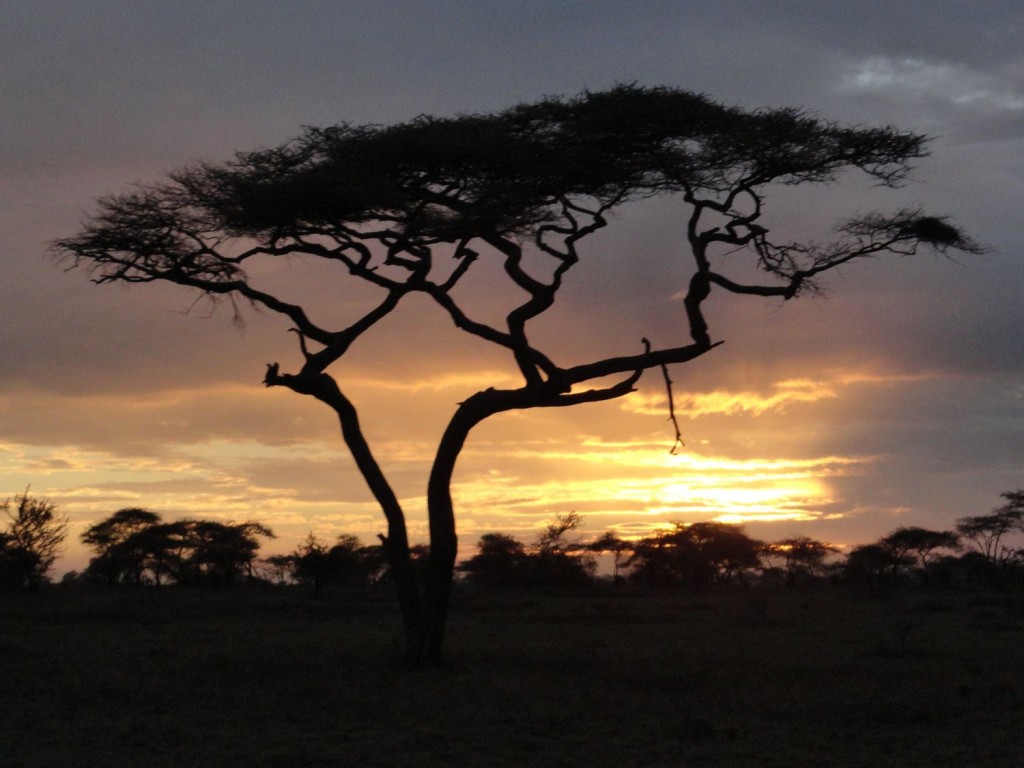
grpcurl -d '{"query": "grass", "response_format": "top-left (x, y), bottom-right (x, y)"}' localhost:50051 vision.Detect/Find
top-left (1, 585), bottom-right (1022, 767)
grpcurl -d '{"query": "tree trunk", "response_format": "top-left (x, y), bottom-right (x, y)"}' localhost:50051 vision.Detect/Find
top-left (417, 392), bottom-right (497, 666)
top-left (318, 381), bottom-right (422, 655)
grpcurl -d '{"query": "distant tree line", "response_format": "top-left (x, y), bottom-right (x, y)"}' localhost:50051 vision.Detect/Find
top-left (261, 534), bottom-right (431, 598)
top-left (457, 494), bottom-right (1024, 592)
top-left (2, 490), bottom-right (1023, 593)
top-left (77, 508), bottom-right (274, 587)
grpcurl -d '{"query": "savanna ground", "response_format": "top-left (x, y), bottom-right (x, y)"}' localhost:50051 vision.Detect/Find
top-left (1, 584), bottom-right (1021, 767)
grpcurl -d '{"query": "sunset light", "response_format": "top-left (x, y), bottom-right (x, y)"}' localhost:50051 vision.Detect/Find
top-left (0, 2), bottom-right (1019, 597)
top-left (3, 5), bottom-right (1023, 764)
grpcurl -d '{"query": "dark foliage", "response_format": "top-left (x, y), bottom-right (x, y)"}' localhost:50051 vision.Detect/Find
top-left (80, 510), bottom-right (274, 587)
top-left (81, 507), bottom-right (162, 585)
top-left (956, 491), bottom-right (1024, 564)
top-left (627, 522), bottom-right (762, 589)
top-left (459, 514), bottom-right (594, 589)
top-left (0, 491), bottom-right (68, 588)
top-left (761, 536), bottom-right (840, 586)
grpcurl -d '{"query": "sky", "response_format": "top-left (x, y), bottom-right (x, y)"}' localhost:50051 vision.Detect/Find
top-left (2, 1), bottom-right (1023, 574)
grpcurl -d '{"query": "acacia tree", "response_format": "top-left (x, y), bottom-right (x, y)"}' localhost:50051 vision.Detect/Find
top-left (82, 507), bottom-right (162, 585)
top-left (878, 526), bottom-right (960, 582)
top-left (288, 532), bottom-right (372, 597)
top-left (533, 511), bottom-right (594, 585)
top-left (956, 491), bottom-right (1024, 564)
top-left (627, 522), bottom-right (762, 588)
top-left (762, 536), bottom-right (840, 586)
top-left (55, 85), bottom-right (979, 665)
top-left (458, 532), bottom-right (530, 588)
top-left (586, 531), bottom-right (633, 581)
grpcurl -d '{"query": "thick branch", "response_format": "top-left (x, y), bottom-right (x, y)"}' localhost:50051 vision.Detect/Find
top-left (560, 338), bottom-right (720, 390)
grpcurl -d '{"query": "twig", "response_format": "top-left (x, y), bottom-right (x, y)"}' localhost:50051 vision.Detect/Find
top-left (659, 363), bottom-right (685, 454)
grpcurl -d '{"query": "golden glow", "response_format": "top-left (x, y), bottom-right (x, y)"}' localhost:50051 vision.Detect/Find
top-left (349, 370), bottom-right (523, 394)
top-left (3, 365), bottom-right (927, 574)
top-left (622, 378), bottom-right (838, 418)
top-left (621, 370), bottom-right (946, 420)
top-left (452, 438), bottom-right (861, 536)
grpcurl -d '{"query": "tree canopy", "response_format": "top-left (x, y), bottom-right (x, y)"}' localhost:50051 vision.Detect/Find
top-left (956, 492), bottom-right (1024, 564)
top-left (80, 509), bottom-right (274, 587)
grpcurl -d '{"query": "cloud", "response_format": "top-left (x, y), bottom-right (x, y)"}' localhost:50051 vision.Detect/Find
top-left (626, 379), bottom-right (838, 419)
top-left (619, 370), bottom-right (945, 421)
top-left (838, 55), bottom-right (1024, 143)
top-left (843, 57), bottom-right (1024, 110)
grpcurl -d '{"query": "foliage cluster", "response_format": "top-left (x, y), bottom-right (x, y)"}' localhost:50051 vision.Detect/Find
top-left (459, 491), bottom-right (1024, 592)
top-left (78, 508), bottom-right (273, 587)
top-left (0, 490), bottom-right (68, 589)
top-left (457, 512), bottom-right (597, 588)
top-left (262, 533), bottom-right (430, 598)
top-left (34, 488), bottom-right (1024, 597)
top-left (11, 489), bottom-right (1023, 597)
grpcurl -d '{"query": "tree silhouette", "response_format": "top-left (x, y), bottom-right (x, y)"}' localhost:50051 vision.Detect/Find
top-left (82, 507), bottom-right (162, 585)
top-left (459, 517), bottom-right (594, 589)
top-left (628, 522), bottom-right (761, 588)
top-left (0, 490), bottom-right (68, 588)
top-left (55, 85), bottom-right (980, 665)
top-left (458, 532), bottom-right (530, 588)
top-left (184, 520), bottom-right (275, 585)
top-left (533, 511), bottom-right (594, 586)
top-left (877, 526), bottom-right (960, 583)
top-left (956, 491), bottom-right (1024, 565)
top-left (0, 531), bottom-right (38, 589)
top-left (762, 536), bottom-right (839, 586)
top-left (586, 531), bottom-right (633, 581)
top-left (288, 532), bottom-right (375, 597)
top-left (81, 514), bottom-right (274, 587)
top-left (844, 543), bottom-right (914, 591)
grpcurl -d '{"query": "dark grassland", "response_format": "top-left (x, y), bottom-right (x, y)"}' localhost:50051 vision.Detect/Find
top-left (1, 586), bottom-right (1021, 767)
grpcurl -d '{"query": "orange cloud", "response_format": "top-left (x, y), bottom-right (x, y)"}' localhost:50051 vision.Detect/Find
top-left (623, 378), bottom-right (837, 418)
top-left (621, 369), bottom-right (948, 420)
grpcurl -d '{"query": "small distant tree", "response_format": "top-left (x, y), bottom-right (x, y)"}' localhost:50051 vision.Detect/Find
top-left (533, 511), bottom-right (594, 587)
top-left (291, 532), bottom-right (375, 596)
top-left (878, 526), bottom-right (960, 582)
top-left (127, 521), bottom-right (193, 585)
top-left (82, 517), bottom-right (273, 587)
top-left (586, 531), bottom-right (633, 580)
top-left (81, 507), bottom-right (162, 585)
top-left (290, 533), bottom-right (331, 596)
top-left (458, 533), bottom-right (530, 588)
top-left (261, 553), bottom-right (297, 585)
top-left (187, 520), bottom-right (275, 585)
top-left (628, 522), bottom-right (761, 589)
top-left (762, 536), bottom-right (839, 586)
top-left (956, 492), bottom-right (1024, 565)
top-left (0, 490), bottom-right (69, 588)
top-left (324, 533), bottom-right (370, 587)
top-left (844, 543), bottom-right (914, 592)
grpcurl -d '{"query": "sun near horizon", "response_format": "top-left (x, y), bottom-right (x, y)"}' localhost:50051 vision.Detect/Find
top-left (1, 356), bottom-right (975, 575)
